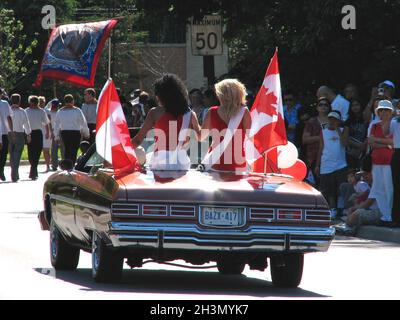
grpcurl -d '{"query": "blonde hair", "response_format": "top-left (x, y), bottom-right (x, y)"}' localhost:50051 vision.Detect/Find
top-left (38, 96), bottom-right (46, 104)
top-left (214, 79), bottom-right (247, 120)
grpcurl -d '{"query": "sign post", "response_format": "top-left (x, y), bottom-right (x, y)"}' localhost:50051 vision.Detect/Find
top-left (191, 15), bottom-right (223, 86)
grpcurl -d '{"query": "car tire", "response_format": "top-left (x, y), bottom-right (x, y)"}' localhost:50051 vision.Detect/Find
top-left (270, 253), bottom-right (304, 288)
top-left (217, 259), bottom-right (245, 275)
top-left (50, 219), bottom-right (80, 270)
top-left (92, 232), bottom-right (123, 283)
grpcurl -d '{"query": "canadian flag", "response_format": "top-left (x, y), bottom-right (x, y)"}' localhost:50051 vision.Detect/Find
top-left (96, 79), bottom-right (139, 177)
top-left (245, 49), bottom-right (287, 172)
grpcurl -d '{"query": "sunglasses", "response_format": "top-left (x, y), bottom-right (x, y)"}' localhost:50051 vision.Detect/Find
top-left (318, 103), bottom-right (329, 107)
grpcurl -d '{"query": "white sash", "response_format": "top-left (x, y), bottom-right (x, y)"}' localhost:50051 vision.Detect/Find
top-left (202, 107), bottom-right (246, 170)
top-left (150, 111), bottom-right (191, 171)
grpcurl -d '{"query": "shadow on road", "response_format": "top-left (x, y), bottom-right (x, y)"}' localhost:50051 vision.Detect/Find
top-left (34, 267), bottom-right (328, 298)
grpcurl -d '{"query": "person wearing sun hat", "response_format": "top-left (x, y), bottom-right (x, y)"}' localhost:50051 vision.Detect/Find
top-left (368, 100), bottom-right (394, 227)
top-left (316, 109), bottom-right (349, 219)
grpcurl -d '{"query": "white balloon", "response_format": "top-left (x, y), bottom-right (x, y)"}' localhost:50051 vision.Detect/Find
top-left (277, 142), bottom-right (298, 169)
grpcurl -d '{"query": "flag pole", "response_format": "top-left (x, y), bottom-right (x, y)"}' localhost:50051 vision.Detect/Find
top-left (263, 152), bottom-right (267, 176)
top-left (108, 37), bottom-right (112, 79)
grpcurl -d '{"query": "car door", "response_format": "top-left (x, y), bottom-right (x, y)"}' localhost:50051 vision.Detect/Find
top-left (50, 169), bottom-right (81, 241)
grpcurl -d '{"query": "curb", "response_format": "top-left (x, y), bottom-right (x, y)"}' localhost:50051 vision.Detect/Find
top-left (356, 226), bottom-right (400, 244)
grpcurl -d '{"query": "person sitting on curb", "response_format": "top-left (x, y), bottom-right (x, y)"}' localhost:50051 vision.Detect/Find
top-left (335, 196), bottom-right (381, 236)
top-left (346, 197), bottom-right (381, 229)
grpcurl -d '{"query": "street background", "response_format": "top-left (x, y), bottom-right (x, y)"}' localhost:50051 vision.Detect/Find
top-left (1, 165), bottom-right (400, 300)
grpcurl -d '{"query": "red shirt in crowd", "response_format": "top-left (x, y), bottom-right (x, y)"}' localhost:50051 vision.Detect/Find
top-left (370, 122), bottom-right (393, 165)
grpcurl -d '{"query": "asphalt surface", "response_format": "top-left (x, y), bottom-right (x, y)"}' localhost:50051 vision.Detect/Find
top-left (1, 164), bottom-right (400, 300)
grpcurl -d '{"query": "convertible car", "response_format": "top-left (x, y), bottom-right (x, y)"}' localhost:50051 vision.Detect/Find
top-left (39, 145), bottom-right (335, 287)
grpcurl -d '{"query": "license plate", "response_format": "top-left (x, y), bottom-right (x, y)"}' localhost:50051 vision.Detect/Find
top-left (201, 207), bottom-right (244, 227)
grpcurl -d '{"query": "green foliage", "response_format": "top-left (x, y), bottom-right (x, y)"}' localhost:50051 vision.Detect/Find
top-left (1, 0), bottom-right (77, 97)
top-left (0, 9), bottom-right (38, 90)
top-left (134, 0), bottom-right (400, 101)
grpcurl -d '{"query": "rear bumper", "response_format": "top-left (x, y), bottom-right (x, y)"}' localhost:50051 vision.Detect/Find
top-left (108, 222), bottom-right (335, 253)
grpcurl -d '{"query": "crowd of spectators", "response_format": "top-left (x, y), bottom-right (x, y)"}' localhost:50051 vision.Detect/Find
top-left (282, 81), bottom-right (400, 230)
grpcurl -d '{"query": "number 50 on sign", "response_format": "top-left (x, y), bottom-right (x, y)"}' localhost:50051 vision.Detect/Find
top-left (191, 15), bottom-right (223, 56)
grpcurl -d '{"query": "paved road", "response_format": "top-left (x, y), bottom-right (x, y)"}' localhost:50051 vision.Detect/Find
top-left (1, 165), bottom-right (400, 300)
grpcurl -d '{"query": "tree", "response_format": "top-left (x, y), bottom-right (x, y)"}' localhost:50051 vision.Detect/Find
top-left (134, 0), bottom-right (400, 103)
top-left (0, 9), bottom-right (38, 91)
top-left (2, 0), bottom-right (77, 97)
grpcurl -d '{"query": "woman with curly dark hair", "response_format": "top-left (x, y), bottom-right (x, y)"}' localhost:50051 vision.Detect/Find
top-left (131, 74), bottom-right (200, 170)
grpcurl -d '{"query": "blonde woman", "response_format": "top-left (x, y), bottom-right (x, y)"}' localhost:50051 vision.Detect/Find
top-left (201, 79), bottom-right (251, 171)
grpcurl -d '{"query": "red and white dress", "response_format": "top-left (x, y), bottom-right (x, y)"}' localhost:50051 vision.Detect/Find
top-left (202, 106), bottom-right (247, 172)
top-left (369, 122), bottom-right (394, 221)
top-left (150, 111), bottom-right (191, 171)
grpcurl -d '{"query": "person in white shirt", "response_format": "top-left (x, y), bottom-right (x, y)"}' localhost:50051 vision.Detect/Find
top-left (39, 96), bottom-right (52, 172)
top-left (81, 88), bottom-right (97, 144)
top-left (0, 93), bottom-right (13, 181)
top-left (317, 85), bottom-right (350, 121)
top-left (26, 95), bottom-right (50, 180)
top-left (54, 94), bottom-right (89, 164)
top-left (316, 110), bottom-right (349, 217)
top-left (46, 99), bottom-right (63, 171)
top-left (9, 94), bottom-right (31, 182)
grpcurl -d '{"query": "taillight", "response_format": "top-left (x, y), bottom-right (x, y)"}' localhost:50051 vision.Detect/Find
top-left (111, 203), bottom-right (139, 217)
top-left (305, 210), bottom-right (331, 222)
top-left (277, 209), bottom-right (302, 221)
top-left (142, 204), bottom-right (168, 216)
top-left (170, 205), bottom-right (196, 217)
top-left (250, 208), bottom-right (275, 220)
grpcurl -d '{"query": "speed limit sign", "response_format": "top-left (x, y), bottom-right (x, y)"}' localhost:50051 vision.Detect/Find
top-left (191, 15), bottom-right (223, 56)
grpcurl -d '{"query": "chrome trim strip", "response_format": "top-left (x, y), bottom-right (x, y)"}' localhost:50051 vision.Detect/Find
top-left (109, 222), bottom-right (335, 252)
top-left (109, 228), bottom-right (334, 252)
top-left (118, 198), bottom-right (318, 208)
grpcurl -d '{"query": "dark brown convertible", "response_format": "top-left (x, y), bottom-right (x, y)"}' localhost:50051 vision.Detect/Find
top-left (39, 145), bottom-right (334, 287)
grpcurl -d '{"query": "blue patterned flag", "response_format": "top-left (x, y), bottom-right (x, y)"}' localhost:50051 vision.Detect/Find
top-left (34, 19), bottom-right (118, 88)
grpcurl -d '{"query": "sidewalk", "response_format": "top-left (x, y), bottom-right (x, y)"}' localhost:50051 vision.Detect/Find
top-left (356, 225), bottom-right (400, 244)
top-left (333, 218), bottom-right (400, 244)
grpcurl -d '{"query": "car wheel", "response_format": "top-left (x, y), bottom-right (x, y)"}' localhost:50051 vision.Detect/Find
top-left (50, 219), bottom-right (80, 270)
top-left (92, 232), bottom-right (123, 283)
top-left (270, 253), bottom-right (304, 288)
top-left (217, 259), bottom-right (245, 275)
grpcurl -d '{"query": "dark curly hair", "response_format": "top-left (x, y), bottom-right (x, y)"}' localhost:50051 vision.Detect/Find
top-left (154, 74), bottom-right (190, 117)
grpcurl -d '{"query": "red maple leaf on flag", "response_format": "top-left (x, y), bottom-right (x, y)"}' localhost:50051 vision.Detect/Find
top-left (96, 79), bottom-right (139, 177)
top-left (245, 49), bottom-right (287, 173)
